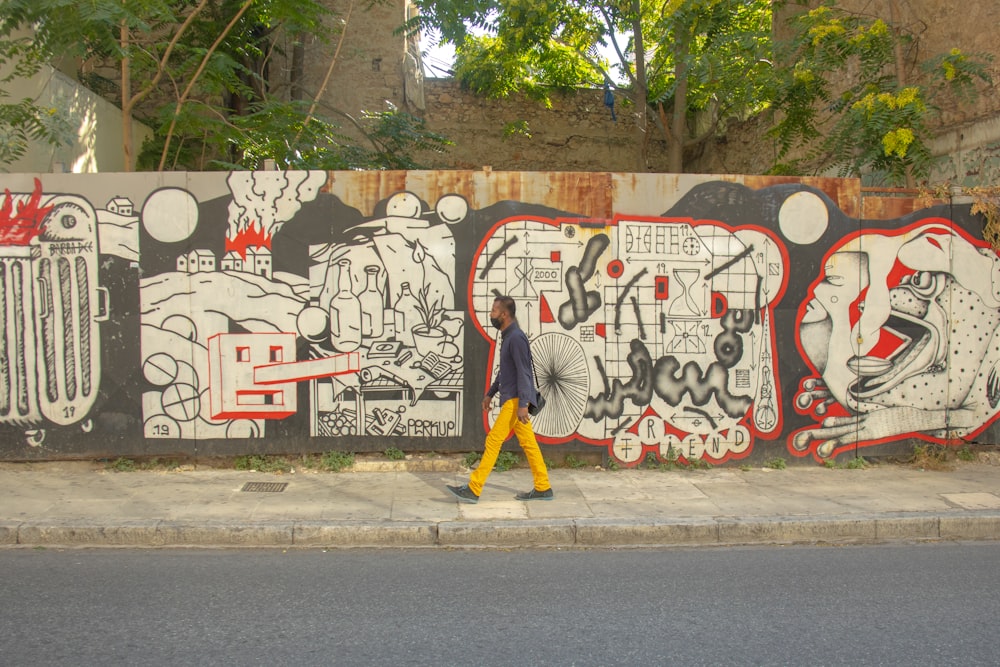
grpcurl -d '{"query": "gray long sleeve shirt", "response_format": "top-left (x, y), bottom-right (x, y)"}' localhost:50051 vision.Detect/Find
top-left (486, 322), bottom-right (537, 408)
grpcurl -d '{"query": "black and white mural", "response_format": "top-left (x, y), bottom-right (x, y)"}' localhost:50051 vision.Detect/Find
top-left (0, 171), bottom-right (995, 465)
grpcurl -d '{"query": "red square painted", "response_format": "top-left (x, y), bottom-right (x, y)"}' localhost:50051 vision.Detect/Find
top-left (655, 275), bottom-right (669, 300)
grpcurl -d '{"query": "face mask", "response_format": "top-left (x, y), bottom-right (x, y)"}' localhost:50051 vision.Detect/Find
top-left (490, 316), bottom-right (503, 330)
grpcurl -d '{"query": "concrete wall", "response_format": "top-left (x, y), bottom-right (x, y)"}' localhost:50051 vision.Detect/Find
top-left (3, 65), bottom-right (151, 174)
top-left (0, 170), bottom-right (996, 466)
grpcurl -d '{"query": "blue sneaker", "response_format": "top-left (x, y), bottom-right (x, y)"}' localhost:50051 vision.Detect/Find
top-left (446, 484), bottom-right (480, 504)
top-left (515, 488), bottom-right (554, 501)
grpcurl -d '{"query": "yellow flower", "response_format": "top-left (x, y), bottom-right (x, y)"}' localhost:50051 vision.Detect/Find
top-left (868, 19), bottom-right (889, 36)
top-left (882, 128), bottom-right (915, 158)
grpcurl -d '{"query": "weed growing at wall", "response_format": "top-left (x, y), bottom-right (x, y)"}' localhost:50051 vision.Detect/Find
top-left (957, 446), bottom-right (976, 462)
top-left (384, 447), bottom-right (405, 461)
top-left (319, 451), bottom-right (355, 472)
top-left (234, 455), bottom-right (293, 473)
top-left (910, 445), bottom-right (955, 471)
top-left (494, 451), bottom-right (519, 472)
top-left (107, 457), bottom-right (136, 472)
top-left (104, 457), bottom-right (182, 472)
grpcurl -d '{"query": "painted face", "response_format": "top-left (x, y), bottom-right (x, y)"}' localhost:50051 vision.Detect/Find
top-left (800, 224), bottom-right (1000, 416)
top-left (799, 250), bottom-right (868, 406)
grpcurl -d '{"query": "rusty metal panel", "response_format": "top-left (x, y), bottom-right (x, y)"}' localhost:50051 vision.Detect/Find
top-left (399, 171), bottom-right (479, 206)
top-left (327, 171), bottom-right (410, 212)
top-left (861, 189), bottom-right (948, 220)
top-left (468, 170), bottom-right (615, 217)
top-left (611, 173), bottom-right (744, 216)
top-left (744, 175), bottom-right (861, 218)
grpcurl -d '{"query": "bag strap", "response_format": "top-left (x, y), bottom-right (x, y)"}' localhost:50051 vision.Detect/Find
top-left (529, 338), bottom-right (541, 392)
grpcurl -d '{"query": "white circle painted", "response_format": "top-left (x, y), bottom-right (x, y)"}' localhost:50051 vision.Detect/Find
top-left (657, 433), bottom-right (682, 459)
top-left (612, 433), bottom-right (644, 464)
top-left (297, 306), bottom-right (329, 342)
top-left (638, 414), bottom-right (666, 446)
top-left (728, 424), bottom-right (752, 455)
top-left (682, 433), bottom-right (706, 462)
top-left (142, 188), bottom-right (200, 243)
top-left (385, 192), bottom-right (423, 218)
top-left (778, 191), bottom-right (829, 245)
top-left (143, 353), bottom-right (178, 386)
top-left (436, 195), bottom-right (469, 224)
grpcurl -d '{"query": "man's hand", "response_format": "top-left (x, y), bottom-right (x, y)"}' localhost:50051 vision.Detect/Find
top-left (481, 395), bottom-right (492, 411)
top-left (517, 405), bottom-right (530, 423)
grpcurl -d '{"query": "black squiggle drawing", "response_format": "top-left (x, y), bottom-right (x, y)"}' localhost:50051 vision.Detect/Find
top-left (558, 234), bottom-right (609, 329)
top-left (585, 338), bottom-right (654, 421)
top-left (611, 417), bottom-right (634, 436)
top-left (653, 356), bottom-right (752, 418)
top-left (585, 338), bottom-right (753, 422)
top-left (630, 296), bottom-right (645, 340)
top-left (684, 405), bottom-right (717, 429)
top-left (714, 309), bottom-right (754, 368)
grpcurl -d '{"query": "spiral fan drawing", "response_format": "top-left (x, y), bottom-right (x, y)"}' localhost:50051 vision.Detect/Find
top-left (530, 333), bottom-right (590, 438)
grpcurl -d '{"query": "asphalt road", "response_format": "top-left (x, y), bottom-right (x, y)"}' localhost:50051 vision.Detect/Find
top-left (2, 543), bottom-right (998, 666)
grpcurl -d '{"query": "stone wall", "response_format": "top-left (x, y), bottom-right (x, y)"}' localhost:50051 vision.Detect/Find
top-left (416, 80), bottom-right (665, 172)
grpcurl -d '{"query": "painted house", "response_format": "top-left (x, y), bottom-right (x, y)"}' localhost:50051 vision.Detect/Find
top-left (106, 196), bottom-right (134, 216)
top-left (188, 249), bottom-right (215, 273)
top-left (245, 246), bottom-right (272, 279)
top-left (221, 250), bottom-right (244, 272)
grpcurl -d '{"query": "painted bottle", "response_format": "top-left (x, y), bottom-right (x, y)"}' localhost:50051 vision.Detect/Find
top-left (329, 258), bottom-right (361, 352)
top-left (359, 264), bottom-right (384, 338)
top-left (393, 282), bottom-right (420, 347)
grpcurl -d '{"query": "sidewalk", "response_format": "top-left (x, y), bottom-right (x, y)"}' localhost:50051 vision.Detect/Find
top-left (2, 459), bottom-right (999, 548)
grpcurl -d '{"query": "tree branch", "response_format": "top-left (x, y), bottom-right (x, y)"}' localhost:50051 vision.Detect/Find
top-left (295, 0), bottom-right (355, 144)
top-left (158, 0), bottom-right (254, 170)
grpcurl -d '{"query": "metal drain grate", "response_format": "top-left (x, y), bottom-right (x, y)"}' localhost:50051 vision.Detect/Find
top-left (241, 482), bottom-right (288, 493)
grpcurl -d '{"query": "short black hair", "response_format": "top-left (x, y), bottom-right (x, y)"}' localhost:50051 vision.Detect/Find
top-left (493, 295), bottom-right (516, 318)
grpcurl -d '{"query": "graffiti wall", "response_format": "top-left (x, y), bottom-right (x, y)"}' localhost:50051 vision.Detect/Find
top-left (0, 170), bottom-right (996, 464)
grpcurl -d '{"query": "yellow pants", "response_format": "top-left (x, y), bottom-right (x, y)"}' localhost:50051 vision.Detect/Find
top-left (468, 398), bottom-right (550, 496)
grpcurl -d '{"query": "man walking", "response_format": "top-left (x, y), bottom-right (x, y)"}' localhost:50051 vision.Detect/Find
top-left (447, 296), bottom-right (553, 503)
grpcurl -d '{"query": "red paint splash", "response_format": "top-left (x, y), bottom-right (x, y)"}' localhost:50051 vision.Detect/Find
top-left (226, 221), bottom-right (271, 260)
top-left (0, 178), bottom-right (54, 245)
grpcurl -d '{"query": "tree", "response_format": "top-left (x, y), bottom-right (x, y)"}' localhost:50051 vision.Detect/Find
top-left (0, 0), bottom-right (452, 171)
top-left (0, 23), bottom-right (75, 165)
top-left (768, 1), bottom-right (992, 186)
top-left (409, 0), bottom-right (772, 173)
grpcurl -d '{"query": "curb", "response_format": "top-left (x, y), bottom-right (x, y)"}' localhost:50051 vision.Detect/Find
top-left (4, 513), bottom-right (1000, 548)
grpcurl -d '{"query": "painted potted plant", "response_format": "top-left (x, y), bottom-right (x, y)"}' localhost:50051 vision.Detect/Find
top-left (412, 285), bottom-right (453, 357)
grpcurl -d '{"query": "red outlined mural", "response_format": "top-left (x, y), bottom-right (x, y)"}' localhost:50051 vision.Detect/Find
top-left (791, 220), bottom-right (1000, 460)
top-left (469, 214), bottom-right (789, 466)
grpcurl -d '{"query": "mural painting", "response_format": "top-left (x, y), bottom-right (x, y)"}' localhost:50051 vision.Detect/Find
top-left (0, 170), bottom-right (996, 465)
top-left (469, 215), bottom-right (787, 465)
top-left (792, 221), bottom-right (1000, 460)
top-left (0, 179), bottom-right (126, 450)
top-left (139, 173), bottom-right (467, 443)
